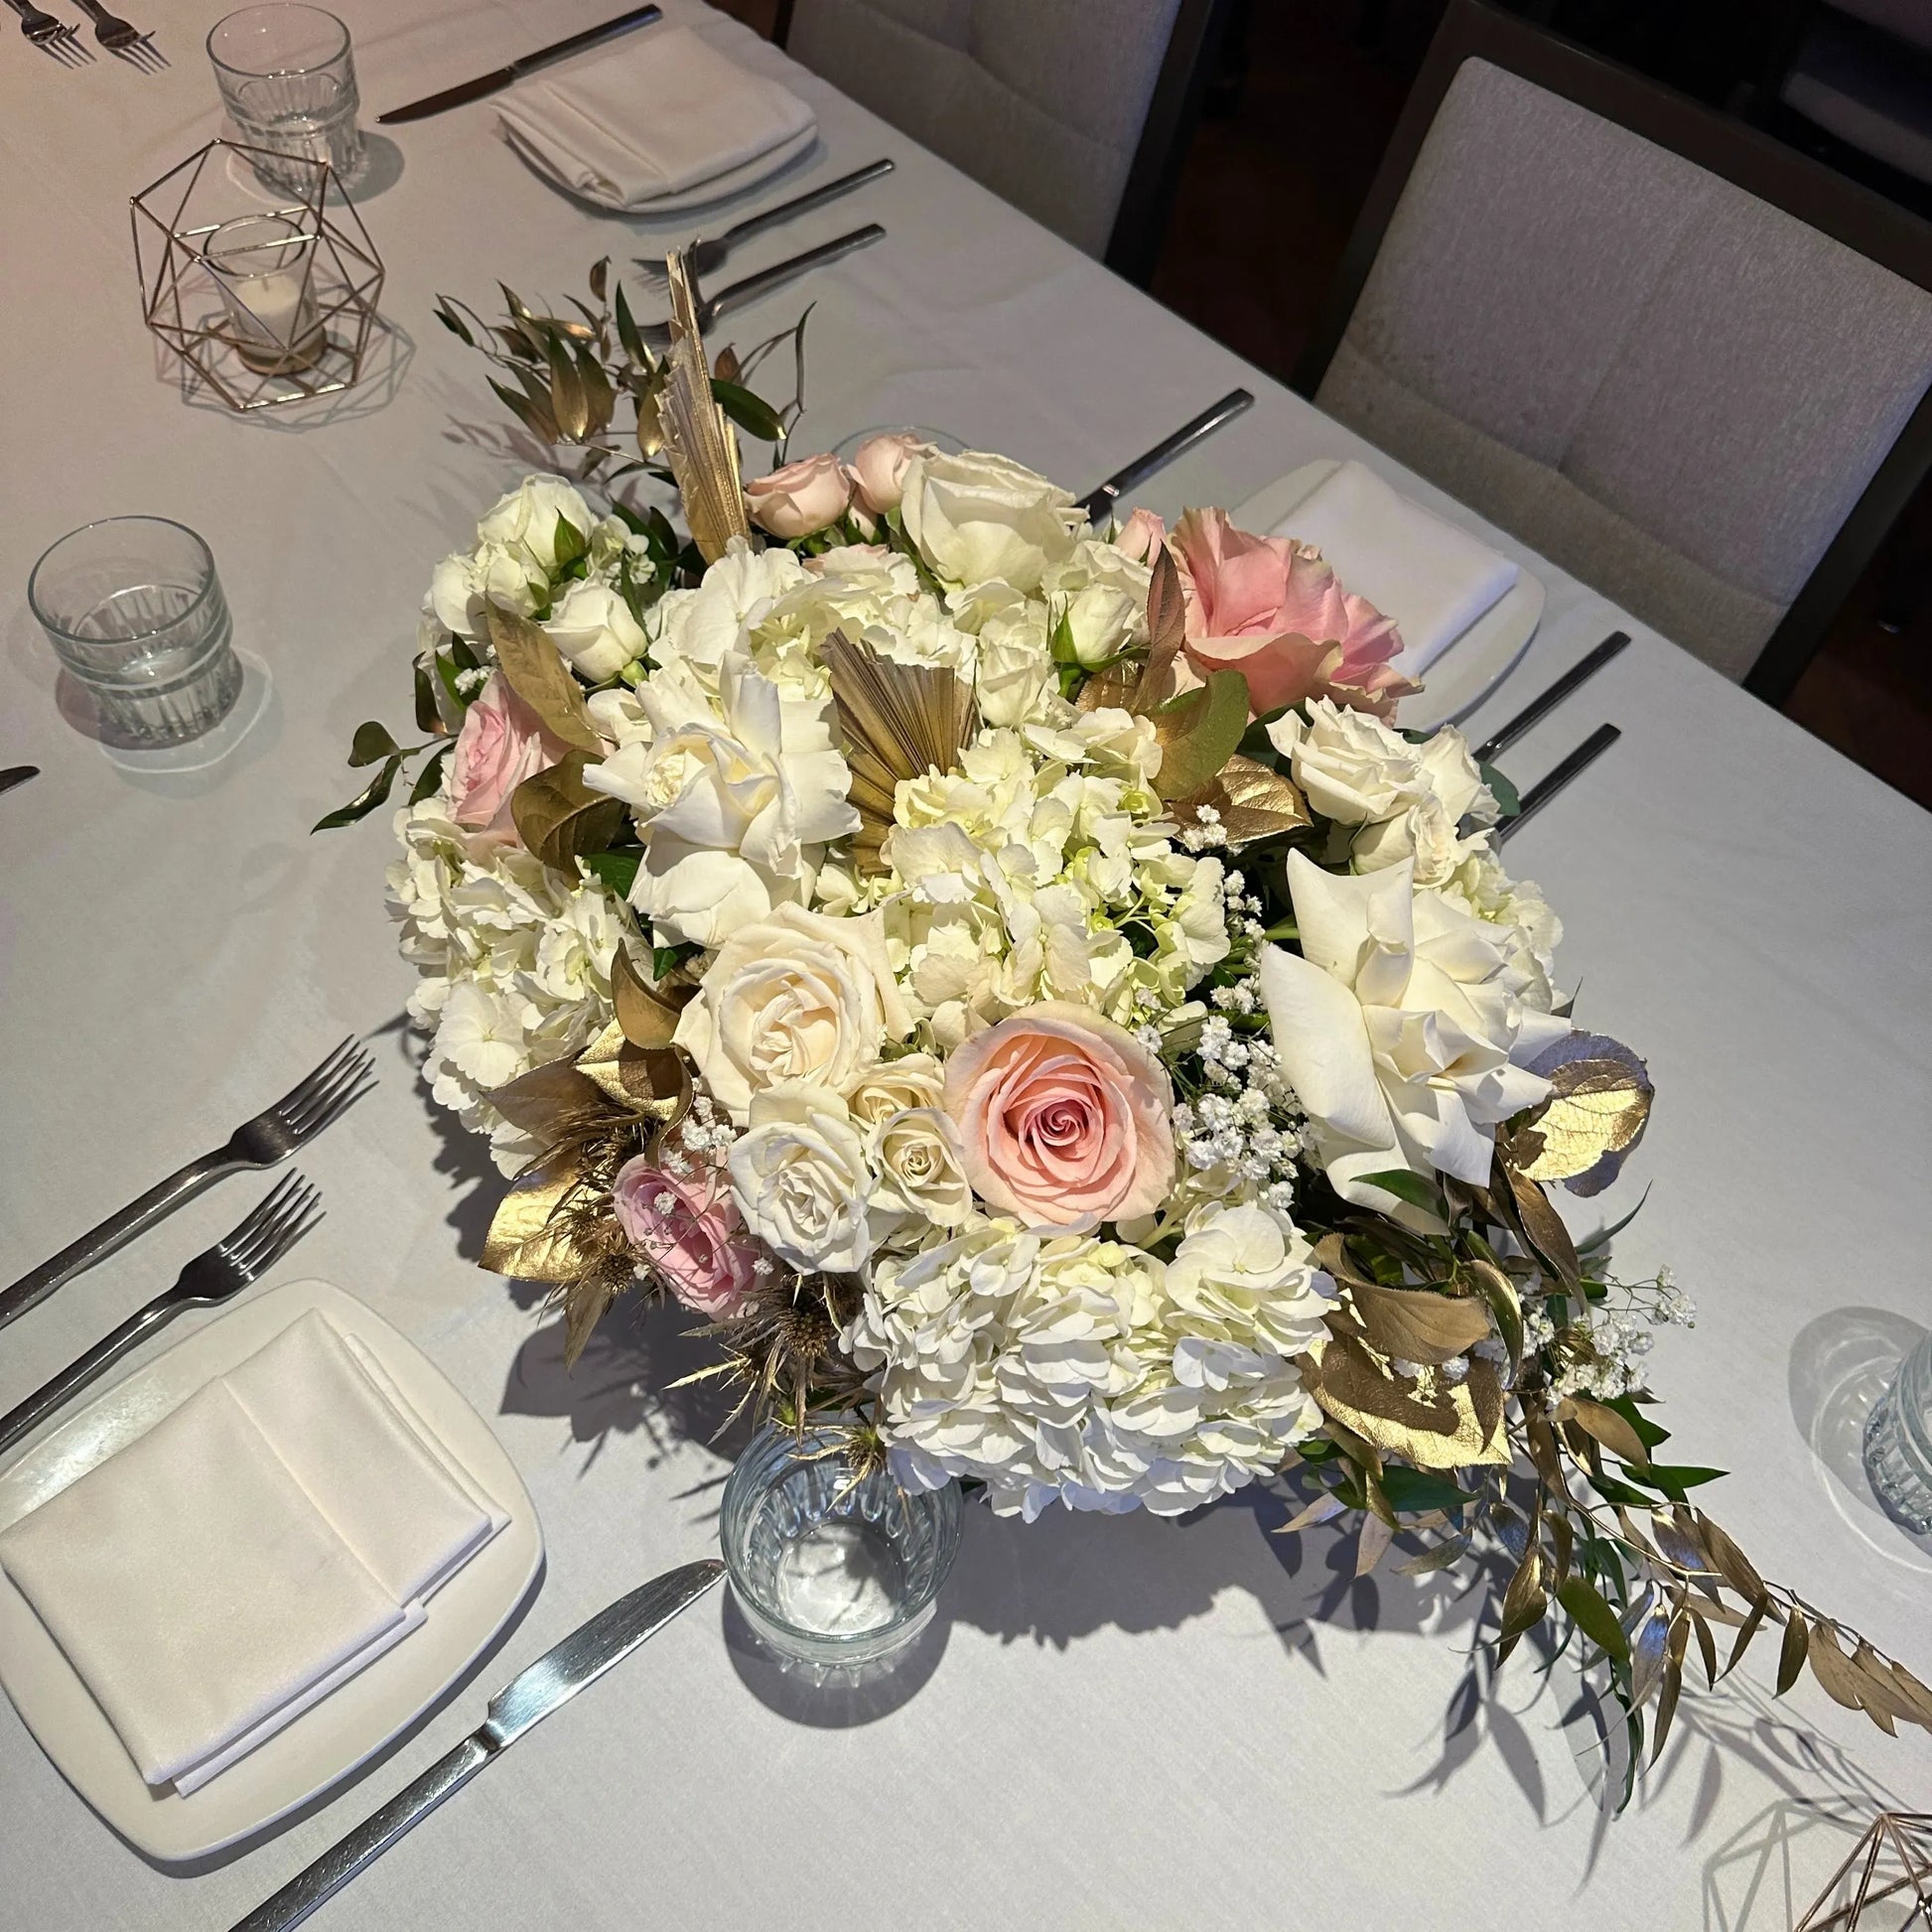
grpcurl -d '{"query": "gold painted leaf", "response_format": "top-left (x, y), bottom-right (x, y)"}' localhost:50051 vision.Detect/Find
top-left (1496, 1149), bottom-right (1581, 1293)
top-left (510, 751), bottom-right (625, 875)
top-left (1170, 753), bottom-right (1310, 850)
top-left (611, 944), bottom-right (694, 1050)
top-left (480, 603), bottom-right (602, 754)
top-left (1345, 1280), bottom-right (1493, 1367)
top-left (1355, 1513), bottom-right (1395, 1578)
top-left (1150, 669), bottom-right (1251, 801)
top-left (481, 1152), bottom-right (588, 1284)
top-left (1499, 1543), bottom-right (1547, 1641)
top-left (658, 250), bottom-right (750, 563)
top-left (485, 1055), bottom-right (613, 1139)
top-left (1139, 545), bottom-right (1187, 712)
top-left (1559, 1395), bottom-right (1651, 1469)
top-left (1776, 1605), bottom-right (1810, 1694)
top-left (1074, 665), bottom-right (1141, 715)
top-left (1301, 1333), bottom-right (1510, 1469)
top-left (1806, 1621), bottom-right (1868, 1714)
top-left (1517, 1055), bottom-right (1654, 1185)
top-left (576, 1022), bottom-right (691, 1122)
top-left (1696, 1513), bottom-right (1768, 1608)
top-left (823, 628), bottom-right (975, 869)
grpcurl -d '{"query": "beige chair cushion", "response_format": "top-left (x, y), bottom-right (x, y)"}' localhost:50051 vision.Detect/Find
top-left (787, 0), bottom-right (1182, 256)
top-left (1316, 58), bottom-right (1932, 678)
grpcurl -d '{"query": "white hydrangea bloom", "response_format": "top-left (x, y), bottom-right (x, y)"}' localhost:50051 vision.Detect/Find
top-left (845, 1203), bottom-right (1333, 1520)
top-left (386, 791), bottom-right (626, 1172)
top-left (1431, 846), bottom-right (1564, 1012)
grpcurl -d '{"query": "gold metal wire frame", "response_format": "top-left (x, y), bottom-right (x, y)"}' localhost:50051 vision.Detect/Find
top-left (130, 139), bottom-right (384, 412)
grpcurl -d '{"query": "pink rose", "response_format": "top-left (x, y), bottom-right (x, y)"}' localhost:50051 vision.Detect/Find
top-left (1171, 507), bottom-right (1417, 720)
top-left (611, 1156), bottom-right (759, 1319)
top-left (745, 452), bottom-right (854, 538)
top-left (942, 1001), bottom-right (1173, 1229)
top-left (1112, 505), bottom-right (1168, 564)
top-left (846, 431), bottom-right (930, 515)
top-left (448, 672), bottom-right (569, 840)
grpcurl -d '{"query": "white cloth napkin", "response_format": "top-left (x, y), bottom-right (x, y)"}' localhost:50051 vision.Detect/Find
top-left (1273, 459), bottom-right (1521, 671)
top-left (0, 1311), bottom-right (504, 1794)
top-left (497, 25), bottom-right (817, 212)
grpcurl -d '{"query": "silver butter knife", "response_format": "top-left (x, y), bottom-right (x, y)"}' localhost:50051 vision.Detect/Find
top-left (639, 224), bottom-right (886, 346)
top-left (1496, 723), bottom-right (1620, 845)
top-left (1073, 387), bottom-right (1255, 522)
top-left (378, 2), bottom-right (661, 124)
top-left (231, 1560), bottom-right (725, 1932)
top-left (636, 158), bottom-right (896, 282)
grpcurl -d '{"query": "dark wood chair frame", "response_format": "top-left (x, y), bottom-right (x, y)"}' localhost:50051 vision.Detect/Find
top-left (1291, 0), bottom-right (1932, 706)
top-left (770, 0), bottom-right (1231, 292)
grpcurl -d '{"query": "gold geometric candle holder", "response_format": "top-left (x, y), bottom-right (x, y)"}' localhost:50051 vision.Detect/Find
top-left (1796, 1812), bottom-right (1932, 1930)
top-left (131, 139), bottom-right (384, 412)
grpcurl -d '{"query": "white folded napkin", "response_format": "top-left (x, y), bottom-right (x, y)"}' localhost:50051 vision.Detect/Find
top-left (0, 1311), bottom-right (504, 1794)
top-left (497, 25), bottom-right (817, 213)
top-left (1273, 459), bottom-right (1521, 671)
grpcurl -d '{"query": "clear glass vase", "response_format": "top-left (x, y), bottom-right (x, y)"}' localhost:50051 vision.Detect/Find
top-left (721, 1423), bottom-right (960, 1676)
top-left (1863, 1332), bottom-right (1932, 1533)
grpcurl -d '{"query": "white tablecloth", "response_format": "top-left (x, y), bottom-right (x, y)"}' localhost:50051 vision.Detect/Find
top-left (1, 4), bottom-right (1929, 1927)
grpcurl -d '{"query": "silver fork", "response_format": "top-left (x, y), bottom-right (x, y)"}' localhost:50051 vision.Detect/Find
top-left (637, 224), bottom-right (886, 349)
top-left (0, 1037), bottom-right (371, 1332)
top-left (0, 1173), bottom-right (323, 1456)
top-left (2, 0), bottom-right (91, 63)
top-left (68, 0), bottom-right (163, 68)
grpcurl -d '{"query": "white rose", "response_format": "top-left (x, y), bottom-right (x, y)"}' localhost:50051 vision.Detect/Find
top-left (1416, 725), bottom-right (1496, 826)
top-left (542, 579), bottom-right (646, 684)
top-left (1349, 724), bottom-right (1498, 886)
top-left (652, 537), bottom-right (810, 687)
top-left (1266, 698), bottom-right (1422, 824)
top-left (674, 902), bottom-right (913, 1125)
top-left (1257, 851), bottom-right (1570, 1232)
top-left (1060, 581), bottom-right (1143, 668)
top-left (868, 1106), bottom-right (972, 1241)
top-left (844, 1051), bottom-right (945, 1123)
top-left (974, 602), bottom-right (1058, 729)
top-left (728, 1082), bottom-right (877, 1274)
top-left (428, 541), bottom-right (544, 638)
top-left (476, 475), bottom-right (595, 574)
top-left (584, 651), bottom-right (859, 949)
top-left (900, 450), bottom-right (1076, 593)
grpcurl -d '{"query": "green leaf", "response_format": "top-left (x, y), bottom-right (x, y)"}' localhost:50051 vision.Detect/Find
top-left (448, 630), bottom-right (481, 673)
top-left (1585, 1470), bottom-right (1655, 1509)
top-left (653, 941), bottom-right (702, 980)
top-left (347, 720), bottom-right (401, 767)
top-left (1622, 1461), bottom-right (1727, 1502)
top-left (435, 652), bottom-right (469, 718)
top-left (1151, 669), bottom-right (1252, 801)
top-left (414, 661), bottom-right (443, 735)
top-left (1377, 1466), bottom-right (1472, 1516)
top-left (1354, 1168), bottom-right (1447, 1221)
top-left (1557, 1575), bottom-right (1630, 1661)
top-left (553, 510), bottom-right (589, 571)
top-left (614, 282), bottom-right (648, 368)
top-left (584, 849), bottom-right (641, 897)
top-left (409, 745), bottom-right (450, 805)
top-left (1605, 1393), bottom-right (1671, 1453)
top-left (711, 378), bottom-right (784, 444)
top-left (1481, 761), bottom-right (1521, 818)
top-left (313, 754), bottom-right (402, 832)
top-left (1049, 608), bottom-right (1079, 666)
top-left (433, 300), bottom-right (475, 346)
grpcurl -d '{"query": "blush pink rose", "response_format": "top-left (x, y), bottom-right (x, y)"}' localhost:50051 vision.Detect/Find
top-left (942, 1001), bottom-right (1173, 1229)
top-left (745, 452), bottom-right (854, 538)
top-left (611, 1156), bottom-right (759, 1319)
top-left (847, 431), bottom-right (931, 515)
top-left (1112, 505), bottom-right (1168, 564)
top-left (448, 673), bottom-right (569, 840)
top-left (1171, 507), bottom-right (1418, 720)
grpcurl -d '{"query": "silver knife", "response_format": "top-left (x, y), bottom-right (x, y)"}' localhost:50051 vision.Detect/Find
top-left (230, 1560), bottom-right (724, 1932)
top-left (377, 3), bottom-right (662, 125)
top-left (1496, 724), bottom-right (1620, 845)
top-left (1073, 388), bottom-right (1255, 522)
top-left (0, 765), bottom-right (38, 796)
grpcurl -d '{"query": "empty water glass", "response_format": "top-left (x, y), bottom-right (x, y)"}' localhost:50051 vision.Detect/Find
top-left (208, 5), bottom-right (362, 196)
top-left (29, 519), bottom-right (242, 749)
top-left (203, 212), bottom-right (327, 373)
top-left (1865, 1331), bottom-right (1932, 1534)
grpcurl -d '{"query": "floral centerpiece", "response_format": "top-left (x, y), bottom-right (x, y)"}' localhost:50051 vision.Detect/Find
top-left (326, 258), bottom-right (1932, 1788)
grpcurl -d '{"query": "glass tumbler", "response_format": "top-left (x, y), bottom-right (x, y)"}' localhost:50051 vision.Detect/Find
top-left (29, 519), bottom-right (243, 749)
top-left (202, 212), bottom-right (327, 374)
top-left (1864, 1331), bottom-right (1932, 1533)
top-left (208, 5), bottom-right (363, 195)
top-left (721, 1424), bottom-right (962, 1675)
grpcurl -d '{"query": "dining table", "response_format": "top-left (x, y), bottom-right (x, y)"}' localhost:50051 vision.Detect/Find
top-left (1, 1), bottom-right (1929, 1926)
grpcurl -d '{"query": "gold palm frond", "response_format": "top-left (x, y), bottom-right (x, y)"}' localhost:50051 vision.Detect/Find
top-left (658, 251), bottom-right (751, 564)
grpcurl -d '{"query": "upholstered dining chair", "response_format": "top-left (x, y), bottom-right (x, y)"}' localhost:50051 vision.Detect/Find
top-left (1294, 0), bottom-right (1932, 704)
top-left (770, 0), bottom-right (1229, 284)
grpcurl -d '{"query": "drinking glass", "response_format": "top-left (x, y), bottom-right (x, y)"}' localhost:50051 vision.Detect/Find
top-left (721, 1423), bottom-right (961, 1676)
top-left (202, 212), bottom-right (327, 373)
top-left (1864, 1332), bottom-right (1932, 1533)
top-left (29, 520), bottom-right (243, 749)
top-left (208, 6), bottom-right (363, 195)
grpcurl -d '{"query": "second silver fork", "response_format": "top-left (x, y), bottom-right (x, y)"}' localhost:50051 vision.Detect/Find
top-left (69, 0), bottom-right (163, 68)
top-left (0, 1173), bottom-right (323, 1457)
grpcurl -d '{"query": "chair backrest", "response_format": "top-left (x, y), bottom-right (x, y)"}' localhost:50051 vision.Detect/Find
top-left (774, 0), bottom-right (1225, 282)
top-left (1296, 0), bottom-right (1932, 700)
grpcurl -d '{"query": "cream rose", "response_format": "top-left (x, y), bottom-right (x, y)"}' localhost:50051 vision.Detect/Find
top-left (1257, 851), bottom-right (1569, 1232)
top-left (427, 541), bottom-right (544, 638)
top-left (674, 902), bottom-right (913, 1125)
top-left (844, 1051), bottom-right (945, 1124)
top-left (1059, 581), bottom-right (1143, 668)
top-left (847, 431), bottom-right (930, 515)
top-left (727, 1082), bottom-right (876, 1273)
top-left (477, 475), bottom-right (595, 574)
top-left (900, 450), bottom-right (1075, 593)
top-left (868, 1106), bottom-right (973, 1241)
top-left (1265, 698), bottom-right (1423, 824)
top-left (542, 579), bottom-right (647, 683)
top-left (745, 453), bottom-right (854, 539)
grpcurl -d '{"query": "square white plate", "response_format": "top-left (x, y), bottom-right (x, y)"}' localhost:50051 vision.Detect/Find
top-left (1233, 459), bottom-right (1545, 733)
top-left (0, 1279), bottom-right (542, 1863)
